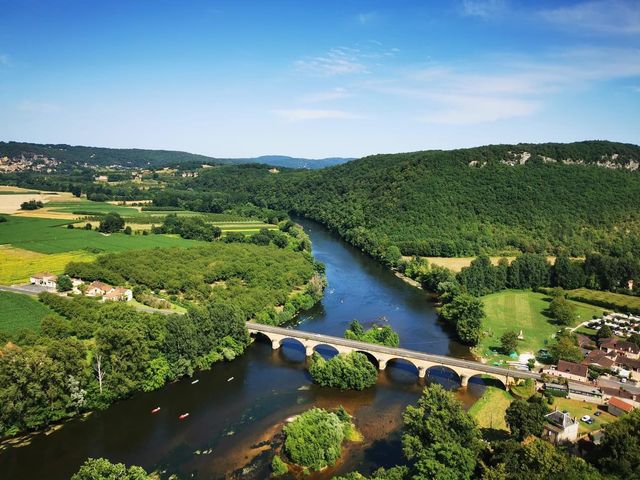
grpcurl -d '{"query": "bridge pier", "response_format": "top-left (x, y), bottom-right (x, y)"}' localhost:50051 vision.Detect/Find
top-left (271, 339), bottom-right (281, 350)
top-left (460, 375), bottom-right (469, 387)
top-left (418, 366), bottom-right (427, 379)
top-left (305, 345), bottom-right (314, 357)
top-left (378, 359), bottom-right (387, 370)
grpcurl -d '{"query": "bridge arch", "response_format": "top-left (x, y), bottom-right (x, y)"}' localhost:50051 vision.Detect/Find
top-left (467, 373), bottom-right (507, 390)
top-left (425, 365), bottom-right (462, 385)
top-left (279, 337), bottom-right (306, 354)
top-left (354, 350), bottom-right (382, 368)
top-left (384, 357), bottom-right (420, 375)
top-left (312, 343), bottom-right (340, 358)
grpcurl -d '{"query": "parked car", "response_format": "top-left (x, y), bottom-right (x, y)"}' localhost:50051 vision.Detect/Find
top-left (594, 411), bottom-right (601, 417)
top-left (581, 415), bottom-right (592, 423)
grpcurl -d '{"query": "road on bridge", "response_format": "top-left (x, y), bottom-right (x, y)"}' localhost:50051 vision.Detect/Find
top-left (248, 322), bottom-right (541, 381)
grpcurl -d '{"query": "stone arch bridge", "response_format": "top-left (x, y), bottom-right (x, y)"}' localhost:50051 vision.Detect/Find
top-left (248, 323), bottom-right (540, 387)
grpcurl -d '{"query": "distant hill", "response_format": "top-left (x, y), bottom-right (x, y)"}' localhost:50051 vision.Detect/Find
top-left (183, 140), bottom-right (640, 258)
top-left (0, 142), bottom-right (352, 170)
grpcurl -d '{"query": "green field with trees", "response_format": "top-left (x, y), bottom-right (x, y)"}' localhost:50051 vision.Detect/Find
top-left (479, 290), bottom-right (604, 359)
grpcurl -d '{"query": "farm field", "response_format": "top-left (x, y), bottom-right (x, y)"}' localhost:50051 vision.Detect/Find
top-left (0, 291), bottom-right (58, 334)
top-left (567, 288), bottom-right (640, 314)
top-left (0, 246), bottom-right (95, 284)
top-left (550, 397), bottom-right (617, 434)
top-left (405, 256), bottom-right (560, 273)
top-left (478, 290), bottom-right (605, 361)
top-left (468, 387), bottom-right (514, 431)
top-left (0, 216), bottom-right (202, 254)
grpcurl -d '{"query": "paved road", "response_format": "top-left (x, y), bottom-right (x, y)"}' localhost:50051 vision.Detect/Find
top-left (248, 322), bottom-right (541, 380)
top-left (0, 284), bottom-right (51, 296)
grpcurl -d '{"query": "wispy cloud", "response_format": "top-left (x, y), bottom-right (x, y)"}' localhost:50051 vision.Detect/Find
top-left (296, 47), bottom-right (369, 76)
top-left (356, 11), bottom-right (378, 25)
top-left (460, 0), bottom-right (506, 18)
top-left (370, 47), bottom-right (640, 125)
top-left (17, 100), bottom-right (60, 113)
top-left (295, 44), bottom-right (397, 77)
top-left (272, 109), bottom-right (364, 121)
top-left (539, 0), bottom-right (640, 35)
top-left (299, 87), bottom-right (351, 103)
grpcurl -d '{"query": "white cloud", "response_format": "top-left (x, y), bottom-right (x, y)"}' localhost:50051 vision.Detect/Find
top-left (272, 109), bottom-right (364, 121)
top-left (460, 0), bottom-right (506, 18)
top-left (17, 100), bottom-right (60, 113)
top-left (299, 87), bottom-right (351, 103)
top-left (539, 0), bottom-right (640, 35)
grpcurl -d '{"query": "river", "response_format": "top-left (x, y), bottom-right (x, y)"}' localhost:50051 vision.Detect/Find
top-left (0, 218), bottom-right (486, 479)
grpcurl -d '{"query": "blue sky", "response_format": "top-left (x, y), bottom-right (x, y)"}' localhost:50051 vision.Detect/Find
top-left (0, 0), bottom-right (638, 158)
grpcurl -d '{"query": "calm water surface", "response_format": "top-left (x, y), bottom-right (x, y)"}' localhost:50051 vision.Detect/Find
top-left (1, 218), bottom-right (484, 479)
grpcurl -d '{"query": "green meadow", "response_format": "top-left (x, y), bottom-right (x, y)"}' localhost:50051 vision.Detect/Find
top-left (0, 215), bottom-right (201, 254)
top-left (0, 291), bottom-right (58, 334)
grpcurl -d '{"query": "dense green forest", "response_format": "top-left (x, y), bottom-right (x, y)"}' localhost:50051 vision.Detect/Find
top-left (175, 141), bottom-right (640, 259)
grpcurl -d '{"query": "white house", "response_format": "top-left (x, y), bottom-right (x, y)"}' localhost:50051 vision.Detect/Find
top-left (103, 287), bottom-right (133, 302)
top-left (29, 272), bottom-right (58, 289)
top-left (542, 410), bottom-right (579, 444)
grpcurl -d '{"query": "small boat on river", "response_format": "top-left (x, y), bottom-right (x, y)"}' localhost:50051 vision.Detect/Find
top-left (151, 407), bottom-right (161, 414)
top-left (191, 379), bottom-right (199, 384)
top-left (227, 377), bottom-right (234, 382)
top-left (179, 413), bottom-right (190, 420)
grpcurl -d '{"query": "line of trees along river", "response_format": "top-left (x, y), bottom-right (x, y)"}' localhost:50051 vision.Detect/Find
top-left (0, 218), bottom-right (478, 480)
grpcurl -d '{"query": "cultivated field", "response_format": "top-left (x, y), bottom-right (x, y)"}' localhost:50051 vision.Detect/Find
top-left (567, 288), bottom-right (640, 314)
top-left (0, 291), bottom-right (58, 334)
top-left (403, 256), bottom-right (559, 272)
top-left (0, 246), bottom-right (95, 284)
top-left (478, 290), bottom-right (605, 360)
top-left (0, 190), bottom-right (76, 214)
top-left (0, 216), bottom-right (201, 254)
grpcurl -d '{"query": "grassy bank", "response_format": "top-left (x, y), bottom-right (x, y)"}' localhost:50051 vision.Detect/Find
top-left (567, 288), bottom-right (640, 314)
top-left (468, 387), bottom-right (514, 431)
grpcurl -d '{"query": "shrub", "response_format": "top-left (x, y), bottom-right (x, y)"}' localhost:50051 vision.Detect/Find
top-left (309, 352), bottom-right (378, 390)
top-left (271, 455), bottom-right (288, 476)
top-left (283, 408), bottom-right (348, 471)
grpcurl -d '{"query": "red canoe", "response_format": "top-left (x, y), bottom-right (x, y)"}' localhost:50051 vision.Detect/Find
top-left (179, 413), bottom-right (190, 420)
top-left (151, 407), bottom-right (161, 414)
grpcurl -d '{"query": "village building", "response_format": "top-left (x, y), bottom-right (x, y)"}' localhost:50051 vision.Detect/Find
top-left (543, 360), bottom-right (589, 383)
top-left (542, 410), bottom-right (579, 445)
top-left (608, 396), bottom-right (635, 417)
top-left (582, 349), bottom-right (616, 369)
top-left (103, 287), bottom-right (133, 302)
top-left (85, 281), bottom-right (114, 297)
top-left (600, 338), bottom-right (640, 360)
top-left (29, 272), bottom-right (58, 289)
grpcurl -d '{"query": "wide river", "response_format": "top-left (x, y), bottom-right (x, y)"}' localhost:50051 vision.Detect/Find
top-left (1, 218), bottom-right (485, 479)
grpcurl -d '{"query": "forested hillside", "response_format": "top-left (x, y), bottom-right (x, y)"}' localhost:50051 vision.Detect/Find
top-left (178, 141), bottom-right (640, 259)
top-left (0, 141), bottom-right (351, 169)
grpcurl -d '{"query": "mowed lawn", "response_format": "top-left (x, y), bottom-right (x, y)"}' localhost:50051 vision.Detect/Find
top-left (0, 216), bottom-right (202, 254)
top-left (468, 387), bottom-right (514, 431)
top-left (551, 397), bottom-right (617, 434)
top-left (0, 291), bottom-right (58, 334)
top-left (478, 290), bottom-right (604, 359)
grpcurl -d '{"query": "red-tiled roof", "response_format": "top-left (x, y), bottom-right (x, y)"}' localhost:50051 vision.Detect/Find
top-left (609, 396), bottom-right (634, 413)
top-left (88, 281), bottom-right (113, 292)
